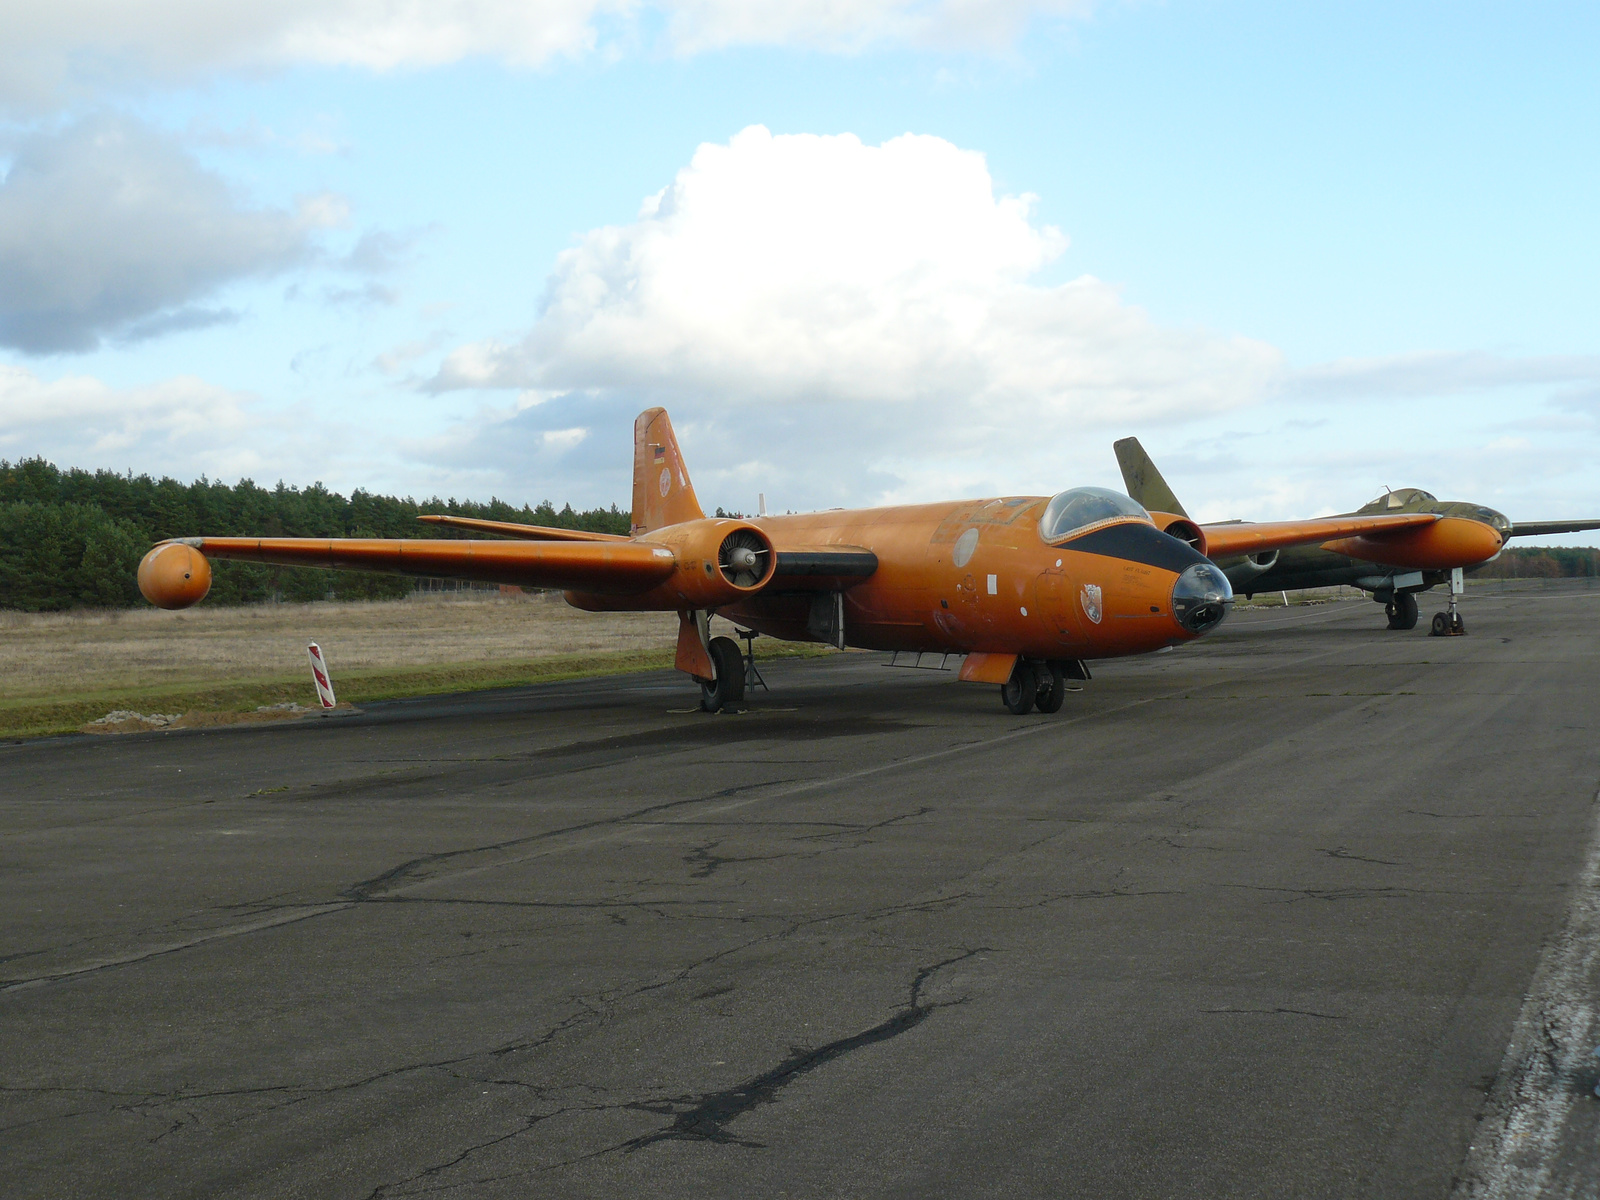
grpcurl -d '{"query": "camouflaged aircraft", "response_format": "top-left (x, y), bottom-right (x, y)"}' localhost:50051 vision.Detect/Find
top-left (1114, 437), bottom-right (1600, 636)
top-left (134, 409), bottom-right (1476, 715)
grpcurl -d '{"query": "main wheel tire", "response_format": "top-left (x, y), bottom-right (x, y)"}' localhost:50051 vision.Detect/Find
top-left (999, 662), bottom-right (1038, 715)
top-left (1034, 662), bottom-right (1066, 713)
top-left (699, 636), bottom-right (746, 712)
top-left (1452, 612), bottom-right (1467, 635)
top-left (1429, 612), bottom-right (1449, 637)
top-left (1386, 591), bottom-right (1419, 630)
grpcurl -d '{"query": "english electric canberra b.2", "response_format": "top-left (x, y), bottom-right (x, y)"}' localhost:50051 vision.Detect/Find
top-left (1114, 437), bottom-right (1600, 635)
top-left (138, 410), bottom-right (1467, 713)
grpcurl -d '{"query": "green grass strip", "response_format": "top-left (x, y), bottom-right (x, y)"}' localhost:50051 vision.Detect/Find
top-left (1, 643), bottom-right (829, 741)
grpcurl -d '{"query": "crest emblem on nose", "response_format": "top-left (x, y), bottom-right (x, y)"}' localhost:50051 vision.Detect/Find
top-left (1080, 583), bottom-right (1103, 624)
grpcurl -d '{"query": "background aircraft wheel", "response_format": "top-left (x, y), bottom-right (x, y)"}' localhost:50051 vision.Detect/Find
top-left (1429, 612), bottom-right (1449, 637)
top-left (1000, 662), bottom-right (1038, 715)
top-left (1452, 612), bottom-right (1467, 635)
top-left (699, 636), bottom-right (746, 712)
top-left (1034, 662), bottom-right (1066, 713)
top-left (1386, 592), bottom-right (1418, 630)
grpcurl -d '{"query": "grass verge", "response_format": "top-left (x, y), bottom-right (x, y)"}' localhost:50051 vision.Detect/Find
top-left (2, 643), bottom-right (830, 741)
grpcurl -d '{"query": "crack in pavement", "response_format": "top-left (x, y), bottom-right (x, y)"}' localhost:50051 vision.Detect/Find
top-left (356, 948), bottom-right (992, 1195)
top-left (682, 838), bottom-right (818, 879)
top-left (794, 806), bottom-right (936, 843)
top-left (619, 948), bottom-right (990, 1150)
top-left (0, 903), bottom-right (352, 993)
top-left (985, 887), bottom-right (1184, 910)
top-left (1221, 883), bottom-right (1431, 903)
top-left (342, 778), bottom-right (806, 902)
top-left (1320, 846), bottom-right (1404, 866)
top-left (5, 634), bottom-right (1379, 997)
top-left (1202, 1007), bottom-right (1344, 1019)
top-left (2, 1007), bottom-right (609, 1143)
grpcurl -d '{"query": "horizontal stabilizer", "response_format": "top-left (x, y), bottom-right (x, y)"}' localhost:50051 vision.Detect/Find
top-left (416, 514), bottom-right (629, 542)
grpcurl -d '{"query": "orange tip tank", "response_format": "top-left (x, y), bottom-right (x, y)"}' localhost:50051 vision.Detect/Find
top-left (138, 541), bottom-right (212, 609)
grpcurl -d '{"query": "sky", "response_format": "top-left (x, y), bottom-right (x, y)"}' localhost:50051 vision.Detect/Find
top-left (1, 0), bottom-right (1597, 539)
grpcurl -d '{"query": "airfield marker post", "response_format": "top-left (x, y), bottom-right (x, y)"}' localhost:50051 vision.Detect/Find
top-left (307, 643), bottom-right (337, 711)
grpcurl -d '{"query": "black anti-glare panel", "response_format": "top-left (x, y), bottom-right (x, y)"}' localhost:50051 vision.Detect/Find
top-left (1062, 521), bottom-right (1204, 574)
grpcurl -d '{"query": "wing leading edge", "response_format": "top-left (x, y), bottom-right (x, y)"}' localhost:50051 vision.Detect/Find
top-left (1200, 513), bottom-right (1438, 558)
top-left (161, 535), bottom-right (677, 593)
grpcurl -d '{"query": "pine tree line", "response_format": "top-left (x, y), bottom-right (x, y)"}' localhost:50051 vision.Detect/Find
top-left (0, 458), bottom-right (630, 611)
top-left (1473, 546), bottom-right (1600, 579)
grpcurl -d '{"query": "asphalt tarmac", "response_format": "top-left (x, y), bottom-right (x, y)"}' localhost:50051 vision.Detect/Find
top-left (4, 583), bottom-right (1600, 1199)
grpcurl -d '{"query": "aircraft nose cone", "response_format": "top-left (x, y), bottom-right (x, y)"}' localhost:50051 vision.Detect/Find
top-left (1451, 516), bottom-right (1505, 563)
top-left (1172, 562), bottom-right (1233, 634)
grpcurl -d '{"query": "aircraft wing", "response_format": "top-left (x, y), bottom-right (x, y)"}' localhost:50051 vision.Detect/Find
top-left (1507, 520), bottom-right (1600, 539)
top-left (415, 515), bottom-right (631, 542)
top-left (1202, 513), bottom-right (1437, 558)
top-left (162, 536), bottom-right (676, 593)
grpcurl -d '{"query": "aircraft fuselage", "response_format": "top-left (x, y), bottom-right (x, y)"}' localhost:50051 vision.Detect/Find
top-left (574, 494), bottom-right (1227, 662)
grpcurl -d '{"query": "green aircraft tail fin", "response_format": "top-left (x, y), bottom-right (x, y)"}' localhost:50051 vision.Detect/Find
top-left (1113, 437), bottom-right (1189, 518)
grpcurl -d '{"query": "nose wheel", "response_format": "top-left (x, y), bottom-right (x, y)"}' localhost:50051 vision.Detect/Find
top-left (1428, 568), bottom-right (1468, 637)
top-left (999, 660), bottom-right (1083, 715)
top-left (1000, 661), bottom-right (1038, 714)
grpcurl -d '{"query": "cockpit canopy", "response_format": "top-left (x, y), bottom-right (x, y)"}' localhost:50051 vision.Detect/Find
top-left (1367, 487), bottom-right (1438, 510)
top-left (1038, 487), bottom-right (1151, 544)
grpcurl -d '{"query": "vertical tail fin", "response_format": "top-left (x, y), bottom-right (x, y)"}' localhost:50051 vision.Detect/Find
top-left (632, 408), bottom-right (705, 535)
top-left (1113, 437), bottom-right (1189, 518)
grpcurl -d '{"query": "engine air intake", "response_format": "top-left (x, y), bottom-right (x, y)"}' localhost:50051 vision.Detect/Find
top-left (719, 528), bottom-right (771, 589)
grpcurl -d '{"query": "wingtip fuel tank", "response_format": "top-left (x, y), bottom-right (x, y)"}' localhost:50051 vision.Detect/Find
top-left (138, 541), bottom-right (212, 609)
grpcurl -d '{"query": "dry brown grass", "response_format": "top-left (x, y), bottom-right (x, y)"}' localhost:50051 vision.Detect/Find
top-left (0, 593), bottom-right (811, 739)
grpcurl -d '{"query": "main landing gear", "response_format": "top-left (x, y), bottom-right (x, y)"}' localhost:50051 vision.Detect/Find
top-left (1000, 659), bottom-right (1086, 715)
top-left (1385, 591), bottom-right (1419, 631)
top-left (698, 636), bottom-right (746, 713)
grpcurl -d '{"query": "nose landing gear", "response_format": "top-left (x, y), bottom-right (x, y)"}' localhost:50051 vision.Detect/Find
top-left (1000, 661), bottom-right (1038, 714)
top-left (1428, 568), bottom-right (1468, 637)
top-left (1000, 659), bottom-right (1088, 714)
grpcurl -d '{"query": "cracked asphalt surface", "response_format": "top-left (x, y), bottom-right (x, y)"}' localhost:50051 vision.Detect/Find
top-left (4, 585), bottom-right (1599, 1198)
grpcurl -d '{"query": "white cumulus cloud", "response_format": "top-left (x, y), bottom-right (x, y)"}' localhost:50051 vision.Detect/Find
top-left (0, 0), bottom-right (1091, 110)
top-left (0, 115), bottom-right (336, 353)
top-left (0, 363), bottom-right (268, 478)
top-left (432, 126), bottom-right (1282, 505)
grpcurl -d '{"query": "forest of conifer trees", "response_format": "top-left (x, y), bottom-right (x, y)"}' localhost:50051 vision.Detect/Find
top-left (0, 458), bottom-right (630, 610)
top-left (1, 456), bottom-right (1594, 611)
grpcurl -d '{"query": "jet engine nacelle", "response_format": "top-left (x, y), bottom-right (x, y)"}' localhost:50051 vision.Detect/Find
top-left (1322, 517), bottom-right (1503, 570)
top-left (138, 540), bottom-right (213, 609)
top-left (637, 518), bottom-right (777, 607)
top-left (1147, 511), bottom-right (1208, 559)
top-left (1224, 549), bottom-right (1281, 585)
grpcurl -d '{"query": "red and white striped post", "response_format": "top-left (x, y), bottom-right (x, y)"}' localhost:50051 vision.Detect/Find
top-left (307, 643), bottom-right (337, 710)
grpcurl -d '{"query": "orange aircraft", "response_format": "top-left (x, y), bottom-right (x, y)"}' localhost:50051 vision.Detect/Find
top-left (138, 409), bottom-right (1461, 714)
